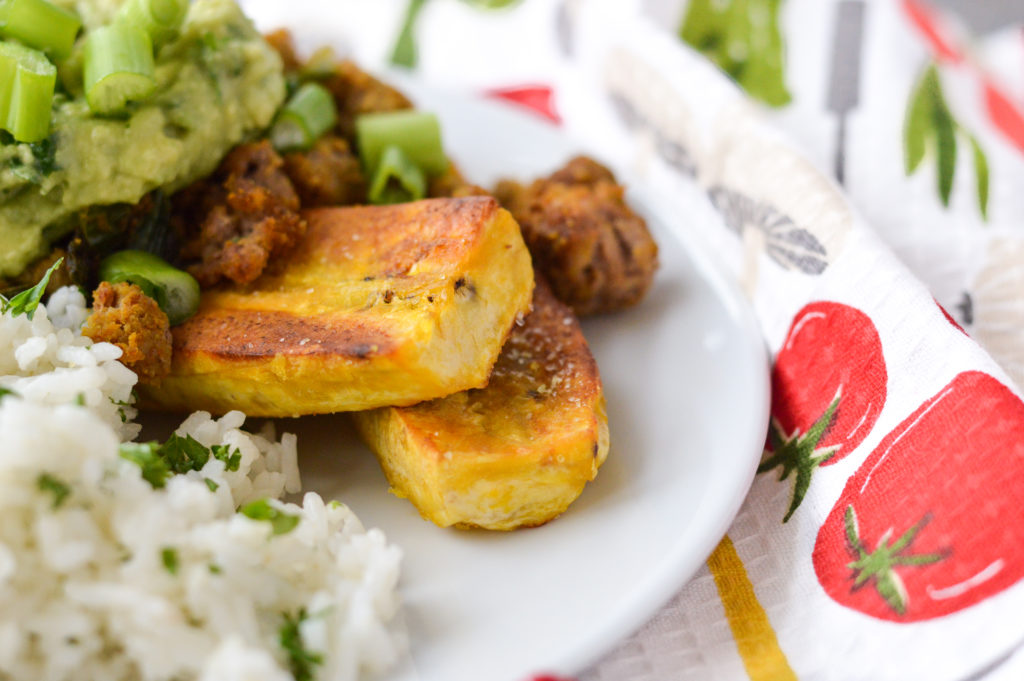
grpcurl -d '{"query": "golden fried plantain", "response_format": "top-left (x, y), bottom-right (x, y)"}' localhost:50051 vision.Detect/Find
top-left (353, 278), bottom-right (609, 530)
top-left (140, 197), bottom-right (534, 416)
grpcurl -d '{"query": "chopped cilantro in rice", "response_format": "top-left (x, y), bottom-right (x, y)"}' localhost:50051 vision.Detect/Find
top-left (0, 288), bottom-right (404, 680)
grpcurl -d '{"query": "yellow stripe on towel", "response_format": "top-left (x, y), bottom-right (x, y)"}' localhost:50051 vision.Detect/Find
top-left (707, 536), bottom-right (798, 681)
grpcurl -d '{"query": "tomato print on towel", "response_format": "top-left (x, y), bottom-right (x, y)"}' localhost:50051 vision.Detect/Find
top-left (814, 371), bottom-right (1024, 621)
top-left (760, 302), bottom-right (887, 522)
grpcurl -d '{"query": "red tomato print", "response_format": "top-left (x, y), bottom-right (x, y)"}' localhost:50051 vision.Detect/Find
top-left (814, 371), bottom-right (1024, 621)
top-left (486, 85), bottom-right (561, 124)
top-left (761, 302), bottom-right (887, 521)
top-left (901, 0), bottom-right (964, 63)
top-left (983, 80), bottom-right (1024, 154)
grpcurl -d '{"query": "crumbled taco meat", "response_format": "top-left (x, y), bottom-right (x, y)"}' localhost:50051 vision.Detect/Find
top-left (493, 156), bottom-right (658, 316)
top-left (83, 282), bottom-right (172, 384)
top-left (325, 60), bottom-right (414, 143)
top-left (175, 141), bottom-right (306, 287)
top-left (428, 164), bottom-right (489, 199)
top-left (0, 248), bottom-right (72, 298)
top-left (283, 135), bottom-right (367, 207)
top-left (264, 28), bottom-right (303, 72)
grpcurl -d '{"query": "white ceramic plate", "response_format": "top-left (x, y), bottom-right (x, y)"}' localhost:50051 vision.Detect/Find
top-left (276, 85), bottom-right (772, 681)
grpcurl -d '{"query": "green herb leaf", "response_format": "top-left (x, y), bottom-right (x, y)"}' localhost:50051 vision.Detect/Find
top-left (904, 67), bottom-right (934, 174)
top-left (211, 444), bottom-right (241, 472)
top-left (933, 96), bottom-right (957, 207)
top-left (208, 563), bottom-right (222, 574)
top-left (161, 547), bottom-right (179, 575)
top-left (29, 134), bottom-right (58, 176)
top-left (2, 257), bottom-right (62, 319)
top-left (204, 477), bottom-right (219, 492)
top-left (161, 433), bottom-right (211, 474)
top-left (679, 0), bottom-right (791, 107)
top-left (903, 63), bottom-right (991, 220)
top-left (119, 434), bottom-right (241, 488)
top-left (240, 499), bottom-right (300, 536)
top-left (0, 386), bottom-right (17, 400)
top-left (969, 134), bottom-right (990, 221)
top-left (118, 442), bottom-right (171, 488)
top-left (279, 609), bottom-right (323, 681)
top-left (37, 473), bottom-right (71, 508)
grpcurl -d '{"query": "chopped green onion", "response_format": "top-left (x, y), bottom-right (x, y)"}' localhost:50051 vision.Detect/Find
top-left (355, 110), bottom-right (448, 178)
top-left (83, 23), bottom-right (156, 114)
top-left (270, 82), bottom-right (337, 153)
top-left (0, 0), bottom-right (81, 60)
top-left (117, 0), bottom-right (188, 49)
top-left (98, 250), bottom-right (200, 326)
top-left (0, 42), bottom-right (56, 142)
top-left (367, 144), bottom-right (425, 205)
top-left (299, 46), bottom-right (338, 80)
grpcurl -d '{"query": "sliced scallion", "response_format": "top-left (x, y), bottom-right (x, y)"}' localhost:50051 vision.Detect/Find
top-left (299, 46), bottom-right (338, 80)
top-left (270, 82), bottom-right (337, 153)
top-left (98, 250), bottom-right (200, 326)
top-left (83, 23), bottom-right (156, 115)
top-left (116, 0), bottom-right (188, 49)
top-left (367, 144), bottom-right (426, 205)
top-left (0, 42), bottom-right (55, 142)
top-left (0, 0), bottom-right (81, 60)
top-left (355, 110), bottom-right (448, 178)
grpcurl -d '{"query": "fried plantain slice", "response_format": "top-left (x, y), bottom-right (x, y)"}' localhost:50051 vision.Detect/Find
top-left (140, 197), bottom-right (534, 416)
top-left (353, 277), bottom-right (609, 530)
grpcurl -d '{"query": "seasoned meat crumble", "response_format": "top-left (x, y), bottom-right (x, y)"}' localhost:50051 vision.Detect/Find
top-left (83, 281), bottom-right (173, 383)
top-left (494, 156), bottom-right (658, 316)
top-left (175, 141), bottom-right (307, 287)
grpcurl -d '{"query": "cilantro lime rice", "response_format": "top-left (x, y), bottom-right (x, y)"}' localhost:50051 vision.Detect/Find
top-left (0, 287), bottom-right (404, 680)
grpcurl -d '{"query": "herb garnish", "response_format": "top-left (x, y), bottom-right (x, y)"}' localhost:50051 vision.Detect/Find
top-left (211, 443), bottom-right (241, 471)
top-left (37, 473), bottom-right (71, 508)
top-left (204, 477), bottom-right (219, 492)
top-left (161, 547), bottom-right (179, 575)
top-left (1, 258), bottom-right (63, 320)
top-left (279, 609), bottom-right (323, 681)
top-left (119, 434), bottom-right (241, 488)
top-left (240, 499), bottom-right (300, 536)
top-left (118, 442), bottom-right (171, 488)
top-left (1, 131), bottom-right (59, 181)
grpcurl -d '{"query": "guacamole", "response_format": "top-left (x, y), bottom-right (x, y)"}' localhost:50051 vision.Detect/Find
top-left (0, 0), bottom-right (286, 277)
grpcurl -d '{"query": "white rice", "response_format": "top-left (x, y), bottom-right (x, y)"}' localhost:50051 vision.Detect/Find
top-left (0, 288), bottom-right (404, 681)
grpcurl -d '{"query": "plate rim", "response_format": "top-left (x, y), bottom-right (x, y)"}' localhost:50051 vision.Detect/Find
top-left (555, 182), bottom-right (772, 675)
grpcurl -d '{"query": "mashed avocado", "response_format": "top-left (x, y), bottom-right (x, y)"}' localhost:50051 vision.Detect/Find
top-left (0, 0), bottom-right (285, 277)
